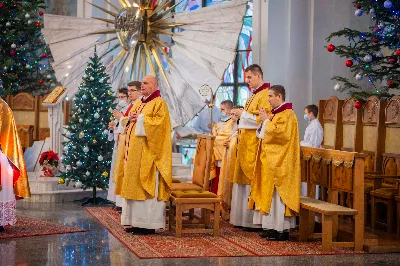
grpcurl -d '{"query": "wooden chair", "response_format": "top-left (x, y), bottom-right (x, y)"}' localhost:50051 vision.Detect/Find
top-left (171, 134), bottom-right (214, 192)
top-left (299, 147), bottom-right (365, 252)
top-left (169, 134), bottom-right (221, 238)
top-left (17, 125), bottom-right (34, 151)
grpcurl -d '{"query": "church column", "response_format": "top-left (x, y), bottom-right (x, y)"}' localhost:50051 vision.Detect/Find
top-left (77, 0), bottom-right (92, 18)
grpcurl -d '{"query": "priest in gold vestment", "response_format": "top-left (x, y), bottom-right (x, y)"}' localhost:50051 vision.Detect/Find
top-left (230, 64), bottom-right (271, 229)
top-left (108, 82), bottom-right (141, 209)
top-left (251, 85), bottom-right (300, 241)
top-left (217, 105), bottom-right (242, 220)
top-left (118, 76), bottom-right (172, 235)
top-left (0, 97), bottom-right (30, 233)
top-left (210, 100), bottom-right (234, 194)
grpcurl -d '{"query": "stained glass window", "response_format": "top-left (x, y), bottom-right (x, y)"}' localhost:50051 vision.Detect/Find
top-left (176, 0), bottom-right (203, 12)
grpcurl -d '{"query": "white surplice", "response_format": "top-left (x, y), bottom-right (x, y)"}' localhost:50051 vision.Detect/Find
top-left (300, 119), bottom-right (323, 197)
top-left (252, 111), bottom-right (296, 232)
top-left (0, 151), bottom-right (17, 227)
top-left (107, 104), bottom-right (130, 206)
top-left (229, 95), bottom-right (260, 228)
top-left (120, 114), bottom-right (166, 229)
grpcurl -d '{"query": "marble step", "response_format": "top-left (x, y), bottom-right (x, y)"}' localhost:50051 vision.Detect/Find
top-left (23, 189), bottom-right (107, 203)
top-left (29, 177), bottom-right (79, 192)
top-left (172, 164), bottom-right (191, 176)
top-left (172, 153), bottom-right (182, 164)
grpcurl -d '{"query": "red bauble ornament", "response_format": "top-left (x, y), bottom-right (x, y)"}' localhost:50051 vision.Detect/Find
top-left (42, 53), bottom-right (47, 58)
top-left (35, 22), bottom-right (40, 27)
top-left (39, 79), bottom-right (44, 84)
top-left (354, 101), bottom-right (362, 109)
top-left (345, 60), bottom-right (353, 67)
top-left (10, 50), bottom-right (15, 56)
top-left (39, 11), bottom-right (44, 16)
top-left (387, 80), bottom-right (397, 88)
top-left (355, 3), bottom-right (361, 9)
top-left (372, 38), bottom-right (379, 44)
top-left (0, 3), bottom-right (4, 8)
top-left (389, 58), bottom-right (396, 64)
top-left (327, 44), bottom-right (335, 52)
top-left (396, 50), bottom-right (400, 56)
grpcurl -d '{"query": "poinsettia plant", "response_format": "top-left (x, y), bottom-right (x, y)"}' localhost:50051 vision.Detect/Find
top-left (39, 150), bottom-right (59, 177)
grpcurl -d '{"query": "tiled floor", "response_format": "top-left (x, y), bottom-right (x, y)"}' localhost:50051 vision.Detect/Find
top-left (0, 201), bottom-right (399, 266)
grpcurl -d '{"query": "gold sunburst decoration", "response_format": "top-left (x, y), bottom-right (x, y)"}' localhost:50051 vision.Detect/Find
top-left (88, 0), bottom-right (185, 88)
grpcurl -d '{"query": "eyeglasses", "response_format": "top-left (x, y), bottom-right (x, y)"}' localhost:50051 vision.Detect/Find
top-left (118, 95), bottom-right (128, 99)
top-left (128, 89), bottom-right (139, 92)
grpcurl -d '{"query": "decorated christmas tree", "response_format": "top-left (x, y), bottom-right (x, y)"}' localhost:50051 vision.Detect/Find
top-left (326, 0), bottom-right (400, 101)
top-left (60, 48), bottom-right (115, 205)
top-left (0, 0), bottom-right (56, 96)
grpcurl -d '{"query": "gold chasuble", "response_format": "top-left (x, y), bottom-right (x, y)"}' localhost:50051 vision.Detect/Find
top-left (119, 91), bottom-right (172, 202)
top-left (212, 119), bottom-right (235, 161)
top-left (250, 103), bottom-right (300, 216)
top-left (233, 83), bottom-right (271, 185)
top-left (0, 98), bottom-right (30, 198)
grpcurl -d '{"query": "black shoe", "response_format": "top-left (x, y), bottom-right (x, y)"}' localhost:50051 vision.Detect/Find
top-left (0, 226), bottom-right (4, 232)
top-left (124, 227), bottom-right (136, 233)
top-left (260, 229), bottom-right (277, 238)
top-left (242, 227), bottom-right (263, 232)
top-left (267, 231), bottom-right (289, 241)
top-left (131, 228), bottom-right (156, 235)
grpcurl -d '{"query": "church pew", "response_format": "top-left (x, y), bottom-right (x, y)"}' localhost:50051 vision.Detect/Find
top-left (17, 124), bottom-right (34, 152)
top-left (299, 147), bottom-right (366, 252)
top-left (369, 96), bottom-right (400, 233)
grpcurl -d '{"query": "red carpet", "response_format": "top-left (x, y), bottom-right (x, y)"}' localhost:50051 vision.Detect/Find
top-left (85, 207), bottom-right (364, 259)
top-left (0, 216), bottom-right (88, 239)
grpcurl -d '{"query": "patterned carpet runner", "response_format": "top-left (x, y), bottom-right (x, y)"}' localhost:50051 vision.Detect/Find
top-left (85, 207), bottom-right (364, 258)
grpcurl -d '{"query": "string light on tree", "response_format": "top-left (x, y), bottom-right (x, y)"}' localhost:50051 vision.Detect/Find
top-left (326, 0), bottom-right (400, 100)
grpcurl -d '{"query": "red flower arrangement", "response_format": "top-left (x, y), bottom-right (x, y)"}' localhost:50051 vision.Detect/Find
top-left (39, 150), bottom-right (59, 177)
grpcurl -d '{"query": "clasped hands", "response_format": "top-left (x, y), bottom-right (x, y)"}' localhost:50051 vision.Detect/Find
top-left (112, 110), bottom-right (123, 120)
top-left (259, 107), bottom-right (273, 122)
top-left (129, 111), bottom-right (139, 122)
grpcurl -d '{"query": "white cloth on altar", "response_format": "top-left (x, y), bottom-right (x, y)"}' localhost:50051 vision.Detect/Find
top-left (107, 104), bottom-right (130, 204)
top-left (253, 188), bottom-right (296, 232)
top-left (120, 113), bottom-right (166, 229)
top-left (230, 184), bottom-right (260, 228)
top-left (0, 151), bottom-right (17, 227)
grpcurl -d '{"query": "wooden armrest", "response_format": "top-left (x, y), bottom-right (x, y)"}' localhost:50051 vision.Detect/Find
top-left (365, 175), bottom-right (400, 180)
top-left (365, 171), bottom-right (382, 175)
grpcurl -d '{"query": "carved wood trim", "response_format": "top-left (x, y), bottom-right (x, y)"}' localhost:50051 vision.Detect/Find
top-left (362, 96), bottom-right (379, 124)
top-left (39, 128), bottom-right (50, 141)
top-left (12, 93), bottom-right (35, 111)
top-left (323, 96), bottom-right (339, 121)
top-left (385, 96), bottom-right (400, 126)
top-left (342, 98), bottom-right (356, 122)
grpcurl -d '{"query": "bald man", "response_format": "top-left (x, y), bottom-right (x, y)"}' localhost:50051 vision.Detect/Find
top-left (118, 76), bottom-right (172, 235)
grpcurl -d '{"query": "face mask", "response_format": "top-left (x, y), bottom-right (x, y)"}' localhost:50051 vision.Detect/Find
top-left (220, 112), bottom-right (228, 120)
top-left (304, 114), bottom-right (310, 121)
top-left (118, 99), bottom-right (128, 108)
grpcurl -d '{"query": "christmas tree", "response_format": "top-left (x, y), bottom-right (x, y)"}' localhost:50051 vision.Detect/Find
top-left (326, 0), bottom-right (400, 100)
top-left (60, 48), bottom-right (115, 205)
top-left (0, 0), bottom-right (56, 96)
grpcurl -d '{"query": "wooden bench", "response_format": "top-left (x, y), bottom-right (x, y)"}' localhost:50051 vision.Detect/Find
top-left (299, 197), bottom-right (358, 252)
top-left (300, 147), bottom-right (365, 252)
